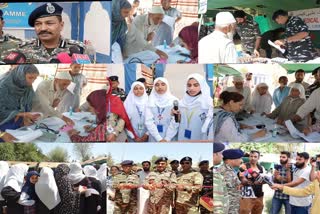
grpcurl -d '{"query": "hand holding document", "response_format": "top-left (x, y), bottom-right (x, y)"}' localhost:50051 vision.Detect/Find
top-left (268, 40), bottom-right (286, 54)
top-left (285, 120), bottom-right (320, 142)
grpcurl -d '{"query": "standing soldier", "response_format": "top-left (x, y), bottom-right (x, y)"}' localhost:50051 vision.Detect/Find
top-left (112, 160), bottom-right (139, 214)
top-left (213, 143), bottom-right (228, 214)
top-left (217, 149), bottom-right (244, 214)
top-left (0, 9), bottom-right (22, 61)
top-left (175, 157), bottom-right (203, 214)
top-left (170, 160), bottom-right (180, 175)
top-left (199, 160), bottom-right (213, 214)
top-left (10, 3), bottom-right (91, 63)
top-left (234, 10), bottom-right (261, 57)
top-left (110, 75), bottom-right (127, 101)
top-left (143, 157), bottom-right (176, 214)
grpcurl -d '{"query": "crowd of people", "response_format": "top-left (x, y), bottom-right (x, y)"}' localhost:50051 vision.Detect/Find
top-left (0, 161), bottom-right (106, 214)
top-left (106, 73), bottom-right (213, 142)
top-left (112, 0), bottom-right (198, 63)
top-left (213, 143), bottom-right (320, 214)
top-left (0, 3), bottom-right (95, 64)
top-left (213, 67), bottom-right (320, 142)
top-left (199, 9), bottom-right (318, 63)
top-left (107, 156), bottom-right (213, 214)
top-left (0, 64), bottom-right (107, 143)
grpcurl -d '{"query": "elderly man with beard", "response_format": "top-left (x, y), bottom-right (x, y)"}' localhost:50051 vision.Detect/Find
top-left (32, 71), bottom-right (74, 125)
top-left (124, 6), bottom-right (168, 59)
top-left (272, 152), bottom-right (312, 214)
top-left (199, 11), bottom-right (238, 63)
top-left (270, 151), bottom-right (292, 214)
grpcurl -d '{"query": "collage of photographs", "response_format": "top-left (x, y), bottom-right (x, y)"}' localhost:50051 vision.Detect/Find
top-left (0, 0), bottom-right (319, 214)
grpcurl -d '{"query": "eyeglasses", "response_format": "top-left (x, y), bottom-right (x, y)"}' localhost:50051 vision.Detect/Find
top-left (35, 123), bottom-right (60, 135)
top-left (181, 162), bottom-right (191, 165)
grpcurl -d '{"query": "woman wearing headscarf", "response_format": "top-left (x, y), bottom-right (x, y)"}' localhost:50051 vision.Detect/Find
top-left (106, 77), bottom-right (137, 142)
top-left (0, 163), bottom-right (29, 214)
top-left (19, 171), bottom-right (40, 214)
top-left (124, 81), bottom-right (149, 142)
top-left (0, 161), bottom-right (9, 214)
top-left (145, 77), bottom-right (178, 142)
top-left (112, 0), bottom-right (132, 51)
top-left (178, 25), bottom-right (198, 63)
top-left (265, 83), bottom-right (306, 130)
top-left (251, 83), bottom-right (273, 114)
top-left (35, 167), bottom-right (61, 214)
top-left (166, 73), bottom-right (212, 141)
top-left (68, 89), bottom-right (107, 142)
top-left (53, 164), bottom-right (83, 214)
top-left (0, 65), bottom-right (40, 142)
top-left (83, 165), bottom-right (102, 214)
top-left (97, 164), bottom-right (106, 214)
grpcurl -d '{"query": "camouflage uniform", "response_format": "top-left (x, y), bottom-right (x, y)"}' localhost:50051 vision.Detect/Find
top-left (0, 33), bottom-right (22, 60)
top-left (199, 170), bottom-right (213, 214)
top-left (213, 167), bottom-right (229, 214)
top-left (112, 87), bottom-right (127, 102)
top-left (217, 163), bottom-right (241, 214)
top-left (175, 169), bottom-right (203, 214)
top-left (16, 37), bottom-right (89, 63)
top-left (144, 170), bottom-right (177, 214)
top-left (112, 171), bottom-right (139, 214)
top-left (236, 19), bottom-right (261, 54)
top-left (284, 16), bottom-right (318, 62)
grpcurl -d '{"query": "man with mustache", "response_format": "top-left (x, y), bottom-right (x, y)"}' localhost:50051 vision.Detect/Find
top-left (272, 152), bottom-right (312, 214)
top-left (17, 3), bottom-right (89, 63)
top-left (32, 71), bottom-right (75, 126)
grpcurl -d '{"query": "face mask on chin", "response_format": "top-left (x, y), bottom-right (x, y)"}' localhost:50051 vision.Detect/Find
top-left (227, 30), bottom-right (235, 40)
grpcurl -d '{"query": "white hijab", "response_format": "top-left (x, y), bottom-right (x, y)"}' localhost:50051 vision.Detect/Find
top-left (67, 162), bottom-right (86, 185)
top-left (124, 82), bottom-right (149, 117)
top-left (83, 165), bottom-right (98, 180)
top-left (180, 73), bottom-right (213, 109)
top-left (289, 83), bottom-right (306, 99)
top-left (35, 167), bottom-right (61, 210)
top-left (148, 77), bottom-right (177, 108)
top-left (251, 83), bottom-right (273, 113)
top-left (0, 161), bottom-right (9, 200)
top-left (3, 163), bottom-right (28, 192)
top-left (97, 163), bottom-right (107, 192)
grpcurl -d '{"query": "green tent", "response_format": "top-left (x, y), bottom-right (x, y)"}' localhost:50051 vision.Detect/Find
top-left (281, 64), bottom-right (320, 74)
top-left (214, 65), bottom-right (242, 77)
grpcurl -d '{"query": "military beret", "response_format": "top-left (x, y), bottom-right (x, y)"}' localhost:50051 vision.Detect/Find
top-left (142, 161), bottom-right (151, 165)
top-left (109, 76), bottom-right (119, 81)
top-left (222, 149), bottom-right (244, 159)
top-left (28, 3), bottom-right (63, 27)
top-left (155, 157), bottom-right (168, 164)
top-left (214, 143), bottom-right (225, 153)
top-left (199, 160), bottom-right (209, 166)
top-left (121, 160), bottom-right (134, 166)
top-left (170, 160), bottom-right (179, 164)
top-left (180, 156), bottom-right (192, 164)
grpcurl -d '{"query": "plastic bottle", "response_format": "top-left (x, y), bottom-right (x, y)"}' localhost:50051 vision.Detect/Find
top-left (69, 106), bottom-right (73, 116)
top-left (163, 40), bottom-right (167, 49)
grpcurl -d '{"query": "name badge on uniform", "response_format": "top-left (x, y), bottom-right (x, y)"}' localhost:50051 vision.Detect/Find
top-left (107, 125), bottom-right (114, 134)
top-left (184, 129), bottom-right (192, 139)
top-left (157, 124), bottom-right (163, 133)
top-left (138, 123), bottom-right (144, 130)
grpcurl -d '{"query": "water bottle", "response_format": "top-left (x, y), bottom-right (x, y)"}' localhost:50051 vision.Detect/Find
top-left (69, 106), bottom-right (73, 116)
top-left (272, 124), bottom-right (277, 137)
top-left (163, 40), bottom-right (167, 49)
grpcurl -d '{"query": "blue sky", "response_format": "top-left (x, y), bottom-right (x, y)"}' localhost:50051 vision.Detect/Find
top-left (106, 143), bottom-right (213, 165)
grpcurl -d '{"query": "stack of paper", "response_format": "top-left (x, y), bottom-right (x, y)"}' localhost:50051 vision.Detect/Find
top-left (285, 120), bottom-right (320, 142)
top-left (5, 129), bottom-right (43, 143)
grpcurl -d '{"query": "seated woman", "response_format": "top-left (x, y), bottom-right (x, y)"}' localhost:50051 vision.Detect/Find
top-left (124, 81), bottom-right (149, 142)
top-left (167, 73), bottom-right (212, 141)
top-left (1, 163), bottom-right (29, 214)
top-left (213, 91), bottom-right (266, 142)
top-left (265, 83), bottom-right (306, 130)
top-left (272, 171), bottom-right (320, 214)
top-left (145, 77), bottom-right (177, 142)
top-left (178, 25), bottom-right (198, 63)
top-left (105, 77), bottom-right (137, 142)
top-left (68, 89), bottom-right (107, 142)
top-left (251, 83), bottom-right (273, 114)
top-left (112, 0), bottom-right (132, 52)
top-left (0, 65), bottom-right (40, 142)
